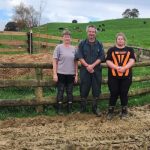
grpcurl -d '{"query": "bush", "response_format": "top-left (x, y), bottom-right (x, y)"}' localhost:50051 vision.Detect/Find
top-left (72, 20), bottom-right (78, 23)
top-left (4, 22), bottom-right (19, 31)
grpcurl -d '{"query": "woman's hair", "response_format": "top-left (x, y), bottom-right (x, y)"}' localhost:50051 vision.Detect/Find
top-left (86, 25), bottom-right (97, 33)
top-left (62, 29), bottom-right (71, 36)
top-left (115, 32), bottom-right (127, 45)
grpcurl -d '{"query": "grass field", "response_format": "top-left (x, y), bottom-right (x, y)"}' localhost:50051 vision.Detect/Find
top-left (0, 18), bottom-right (150, 49)
top-left (32, 18), bottom-right (150, 49)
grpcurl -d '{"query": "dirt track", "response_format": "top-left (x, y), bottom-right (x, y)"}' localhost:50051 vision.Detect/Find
top-left (0, 105), bottom-right (149, 150)
top-left (0, 54), bottom-right (52, 79)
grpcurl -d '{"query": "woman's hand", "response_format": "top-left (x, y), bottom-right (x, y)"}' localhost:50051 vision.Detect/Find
top-left (117, 66), bottom-right (126, 73)
top-left (74, 74), bottom-right (78, 83)
top-left (53, 74), bottom-right (58, 82)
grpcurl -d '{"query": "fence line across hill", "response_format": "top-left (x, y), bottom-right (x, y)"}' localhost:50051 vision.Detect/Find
top-left (0, 61), bottom-right (149, 112)
top-left (0, 31), bottom-right (79, 54)
top-left (0, 31), bottom-right (150, 59)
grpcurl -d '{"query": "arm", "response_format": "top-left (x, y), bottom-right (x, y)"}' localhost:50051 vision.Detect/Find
top-left (124, 58), bottom-right (135, 69)
top-left (53, 58), bottom-right (58, 82)
top-left (87, 42), bottom-right (105, 71)
top-left (79, 58), bottom-right (94, 73)
top-left (74, 60), bottom-right (78, 83)
top-left (106, 60), bottom-right (118, 70)
top-left (87, 59), bottom-right (101, 72)
top-left (79, 58), bottom-right (89, 67)
top-left (118, 58), bottom-right (135, 73)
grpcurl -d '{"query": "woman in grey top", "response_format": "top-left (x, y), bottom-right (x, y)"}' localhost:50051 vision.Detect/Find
top-left (53, 29), bottom-right (78, 115)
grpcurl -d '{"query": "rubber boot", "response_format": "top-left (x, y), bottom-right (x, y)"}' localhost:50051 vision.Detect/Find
top-left (120, 106), bottom-right (128, 119)
top-left (66, 83), bottom-right (73, 113)
top-left (92, 98), bottom-right (101, 117)
top-left (57, 101), bottom-right (63, 115)
top-left (67, 101), bottom-right (72, 113)
top-left (57, 83), bottom-right (65, 100)
top-left (80, 98), bottom-right (87, 113)
top-left (107, 106), bottom-right (115, 120)
top-left (57, 83), bottom-right (65, 115)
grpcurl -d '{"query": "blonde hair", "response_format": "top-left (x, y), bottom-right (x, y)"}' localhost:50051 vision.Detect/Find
top-left (115, 32), bottom-right (127, 45)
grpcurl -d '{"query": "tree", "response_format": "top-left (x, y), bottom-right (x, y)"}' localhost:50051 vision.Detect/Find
top-left (130, 8), bottom-right (139, 18)
top-left (122, 8), bottom-right (139, 18)
top-left (12, 2), bottom-right (39, 30)
top-left (38, 0), bottom-right (46, 26)
top-left (4, 22), bottom-right (18, 31)
top-left (122, 9), bottom-right (131, 18)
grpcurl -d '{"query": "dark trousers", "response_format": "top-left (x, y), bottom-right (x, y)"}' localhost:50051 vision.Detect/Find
top-left (57, 73), bottom-right (74, 103)
top-left (108, 77), bottom-right (132, 107)
top-left (80, 67), bottom-right (102, 98)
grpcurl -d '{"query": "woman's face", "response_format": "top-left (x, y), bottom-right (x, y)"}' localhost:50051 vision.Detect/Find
top-left (116, 35), bottom-right (125, 47)
top-left (63, 34), bottom-right (71, 44)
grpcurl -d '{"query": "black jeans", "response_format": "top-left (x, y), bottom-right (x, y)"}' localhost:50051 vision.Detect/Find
top-left (57, 73), bottom-right (75, 103)
top-left (108, 77), bottom-right (132, 107)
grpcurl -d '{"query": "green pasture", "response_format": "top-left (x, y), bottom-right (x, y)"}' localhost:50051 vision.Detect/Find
top-left (33, 18), bottom-right (150, 49)
top-left (0, 18), bottom-right (150, 50)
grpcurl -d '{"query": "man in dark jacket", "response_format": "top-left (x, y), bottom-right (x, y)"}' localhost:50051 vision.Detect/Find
top-left (76, 25), bottom-right (105, 116)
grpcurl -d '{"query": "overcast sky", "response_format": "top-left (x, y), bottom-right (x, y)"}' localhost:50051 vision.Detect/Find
top-left (0, 0), bottom-right (150, 31)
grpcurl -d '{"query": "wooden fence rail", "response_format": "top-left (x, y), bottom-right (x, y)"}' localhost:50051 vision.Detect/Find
top-left (0, 87), bottom-right (150, 107)
top-left (0, 75), bottom-right (150, 88)
top-left (0, 61), bottom-right (150, 68)
top-left (33, 33), bottom-right (79, 43)
top-left (0, 31), bottom-right (79, 54)
top-left (0, 40), bottom-right (27, 46)
top-left (0, 31), bottom-right (26, 36)
top-left (0, 62), bottom-right (150, 112)
top-left (0, 31), bottom-right (150, 56)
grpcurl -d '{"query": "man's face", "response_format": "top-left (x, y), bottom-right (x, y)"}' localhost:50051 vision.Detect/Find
top-left (87, 27), bottom-right (96, 40)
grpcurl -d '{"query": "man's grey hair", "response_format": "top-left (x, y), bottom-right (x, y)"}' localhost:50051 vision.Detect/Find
top-left (86, 25), bottom-right (97, 33)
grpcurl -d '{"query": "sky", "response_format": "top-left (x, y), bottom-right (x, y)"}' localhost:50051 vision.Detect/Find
top-left (0, 0), bottom-right (150, 31)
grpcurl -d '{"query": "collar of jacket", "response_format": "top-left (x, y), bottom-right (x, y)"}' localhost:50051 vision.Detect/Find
top-left (85, 39), bottom-right (99, 45)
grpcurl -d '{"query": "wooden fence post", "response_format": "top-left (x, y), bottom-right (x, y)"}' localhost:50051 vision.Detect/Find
top-left (35, 68), bottom-right (44, 113)
top-left (27, 30), bottom-right (33, 54)
top-left (136, 48), bottom-right (142, 62)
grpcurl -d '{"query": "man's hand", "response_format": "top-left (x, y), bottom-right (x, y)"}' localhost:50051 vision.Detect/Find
top-left (86, 64), bottom-right (94, 73)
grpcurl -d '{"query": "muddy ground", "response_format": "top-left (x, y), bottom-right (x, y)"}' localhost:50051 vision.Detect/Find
top-left (0, 54), bottom-right (52, 79)
top-left (0, 105), bottom-right (149, 150)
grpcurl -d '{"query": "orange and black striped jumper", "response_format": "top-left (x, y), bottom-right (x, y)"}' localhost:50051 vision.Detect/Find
top-left (106, 46), bottom-right (136, 107)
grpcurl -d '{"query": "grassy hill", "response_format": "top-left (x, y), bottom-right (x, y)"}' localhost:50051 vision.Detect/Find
top-left (33, 18), bottom-right (150, 49)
